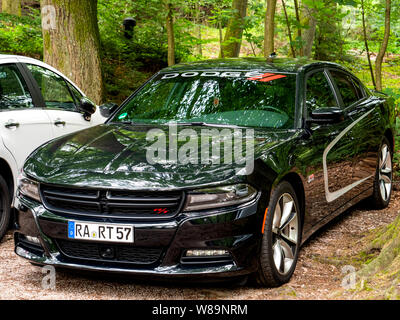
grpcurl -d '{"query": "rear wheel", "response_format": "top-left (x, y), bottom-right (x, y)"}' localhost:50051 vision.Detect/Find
top-left (0, 174), bottom-right (11, 241)
top-left (255, 181), bottom-right (302, 287)
top-left (370, 137), bottom-right (392, 209)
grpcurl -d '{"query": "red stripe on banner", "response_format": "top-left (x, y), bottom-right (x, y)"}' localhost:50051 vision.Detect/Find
top-left (247, 73), bottom-right (287, 82)
top-left (258, 74), bottom-right (287, 82)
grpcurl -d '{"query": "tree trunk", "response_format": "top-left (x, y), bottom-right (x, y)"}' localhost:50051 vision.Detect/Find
top-left (375, 0), bottom-right (391, 91)
top-left (219, 20), bottom-right (224, 58)
top-left (221, 0), bottom-right (248, 58)
top-left (195, 2), bottom-right (202, 57)
top-left (264, 0), bottom-right (277, 58)
top-left (361, 0), bottom-right (376, 89)
top-left (166, 2), bottom-right (175, 66)
top-left (40, 0), bottom-right (104, 105)
top-left (281, 0), bottom-right (296, 58)
top-left (2, 0), bottom-right (21, 16)
top-left (302, 5), bottom-right (316, 58)
top-left (293, 0), bottom-right (302, 56)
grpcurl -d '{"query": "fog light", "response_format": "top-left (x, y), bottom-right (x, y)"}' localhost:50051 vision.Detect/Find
top-left (186, 249), bottom-right (229, 257)
top-left (25, 236), bottom-right (40, 245)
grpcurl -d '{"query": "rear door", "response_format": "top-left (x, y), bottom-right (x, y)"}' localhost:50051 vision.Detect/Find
top-left (0, 63), bottom-right (53, 168)
top-left (24, 63), bottom-right (93, 138)
top-left (327, 68), bottom-right (380, 195)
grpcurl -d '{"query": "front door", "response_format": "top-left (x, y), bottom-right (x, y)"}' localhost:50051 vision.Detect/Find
top-left (300, 69), bottom-right (363, 227)
top-left (25, 64), bottom-right (91, 138)
top-left (0, 63), bottom-right (53, 168)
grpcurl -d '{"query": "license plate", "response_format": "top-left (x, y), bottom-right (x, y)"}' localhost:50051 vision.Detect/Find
top-left (68, 221), bottom-right (134, 243)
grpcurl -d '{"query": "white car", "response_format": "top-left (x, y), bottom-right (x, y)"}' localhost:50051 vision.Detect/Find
top-left (0, 54), bottom-right (110, 240)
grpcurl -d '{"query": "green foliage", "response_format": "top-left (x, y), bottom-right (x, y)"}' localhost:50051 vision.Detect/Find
top-left (0, 0), bottom-right (399, 107)
top-left (97, 0), bottom-right (196, 102)
top-left (0, 11), bottom-right (42, 59)
top-left (242, 0), bottom-right (265, 56)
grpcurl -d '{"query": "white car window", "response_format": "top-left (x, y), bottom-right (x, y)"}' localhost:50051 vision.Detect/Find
top-left (0, 64), bottom-right (34, 110)
top-left (26, 64), bottom-right (77, 111)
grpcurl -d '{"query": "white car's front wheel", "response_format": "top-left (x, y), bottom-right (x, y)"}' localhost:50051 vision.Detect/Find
top-left (0, 175), bottom-right (11, 241)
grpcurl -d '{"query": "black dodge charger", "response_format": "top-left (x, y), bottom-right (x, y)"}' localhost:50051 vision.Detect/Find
top-left (14, 58), bottom-right (395, 287)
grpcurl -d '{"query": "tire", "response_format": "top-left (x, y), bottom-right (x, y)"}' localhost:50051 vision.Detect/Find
top-left (370, 137), bottom-right (393, 209)
top-left (255, 181), bottom-right (302, 287)
top-left (0, 174), bottom-right (11, 242)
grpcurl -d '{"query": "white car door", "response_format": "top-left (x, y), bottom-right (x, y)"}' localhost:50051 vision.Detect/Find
top-left (25, 63), bottom-right (104, 138)
top-left (0, 63), bottom-right (53, 169)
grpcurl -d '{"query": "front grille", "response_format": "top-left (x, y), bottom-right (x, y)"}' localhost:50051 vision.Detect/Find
top-left (40, 185), bottom-right (184, 219)
top-left (57, 239), bottom-right (163, 265)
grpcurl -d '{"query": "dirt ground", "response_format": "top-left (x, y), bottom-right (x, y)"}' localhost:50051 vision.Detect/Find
top-left (1, 191), bottom-right (399, 300)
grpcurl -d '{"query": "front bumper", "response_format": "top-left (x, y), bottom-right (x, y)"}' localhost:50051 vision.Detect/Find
top-left (14, 193), bottom-right (263, 280)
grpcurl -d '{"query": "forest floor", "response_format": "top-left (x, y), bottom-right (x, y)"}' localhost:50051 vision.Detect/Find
top-left (0, 189), bottom-right (399, 300)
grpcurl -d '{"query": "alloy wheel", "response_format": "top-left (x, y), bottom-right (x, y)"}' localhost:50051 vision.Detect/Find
top-left (379, 144), bottom-right (392, 202)
top-left (271, 193), bottom-right (299, 275)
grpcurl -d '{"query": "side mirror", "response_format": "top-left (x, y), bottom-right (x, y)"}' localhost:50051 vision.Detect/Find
top-left (99, 103), bottom-right (119, 118)
top-left (308, 107), bottom-right (345, 124)
top-left (77, 97), bottom-right (96, 120)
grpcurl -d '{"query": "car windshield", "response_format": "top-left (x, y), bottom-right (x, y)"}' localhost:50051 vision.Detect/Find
top-left (112, 71), bottom-right (297, 129)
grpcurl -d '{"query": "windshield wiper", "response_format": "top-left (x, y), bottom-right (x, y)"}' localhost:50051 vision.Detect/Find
top-left (108, 120), bottom-right (149, 126)
top-left (176, 122), bottom-right (241, 128)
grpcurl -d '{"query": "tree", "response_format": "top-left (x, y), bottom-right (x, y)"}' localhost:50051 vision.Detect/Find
top-left (195, 2), bottom-right (202, 56)
top-left (375, 0), bottom-right (391, 91)
top-left (281, 0), bottom-right (296, 57)
top-left (264, 0), bottom-right (277, 57)
top-left (2, 0), bottom-right (21, 16)
top-left (221, 0), bottom-right (248, 58)
top-left (301, 3), bottom-right (317, 58)
top-left (293, 0), bottom-right (303, 56)
top-left (361, 0), bottom-right (376, 89)
top-left (40, 0), bottom-right (104, 104)
top-left (165, 1), bottom-right (175, 66)
top-left (313, 1), bottom-right (344, 61)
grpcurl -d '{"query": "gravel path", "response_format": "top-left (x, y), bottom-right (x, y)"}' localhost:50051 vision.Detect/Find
top-left (1, 191), bottom-right (399, 300)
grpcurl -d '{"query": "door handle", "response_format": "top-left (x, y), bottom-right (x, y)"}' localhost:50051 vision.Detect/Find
top-left (54, 119), bottom-right (66, 126)
top-left (5, 120), bottom-right (19, 129)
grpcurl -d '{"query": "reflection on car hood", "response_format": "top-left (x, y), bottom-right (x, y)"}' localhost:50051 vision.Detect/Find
top-left (24, 124), bottom-right (299, 190)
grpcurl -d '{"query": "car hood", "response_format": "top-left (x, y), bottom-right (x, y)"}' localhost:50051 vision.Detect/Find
top-left (24, 124), bottom-right (299, 190)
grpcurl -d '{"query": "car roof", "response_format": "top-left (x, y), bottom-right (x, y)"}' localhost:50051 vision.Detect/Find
top-left (160, 57), bottom-right (348, 74)
top-left (0, 54), bottom-right (85, 97)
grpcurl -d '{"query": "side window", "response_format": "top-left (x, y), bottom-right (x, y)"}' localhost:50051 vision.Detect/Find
top-left (66, 82), bottom-right (83, 105)
top-left (26, 64), bottom-right (77, 111)
top-left (329, 70), bottom-right (360, 107)
top-left (350, 77), bottom-right (365, 100)
top-left (306, 71), bottom-right (338, 113)
top-left (0, 64), bottom-right (34, 110)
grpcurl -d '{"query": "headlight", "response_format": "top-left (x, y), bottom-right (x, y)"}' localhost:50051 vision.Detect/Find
top-left (17, 173), bottom-right (41, 202)
top-left (183, 184), bottom-right (257, 212)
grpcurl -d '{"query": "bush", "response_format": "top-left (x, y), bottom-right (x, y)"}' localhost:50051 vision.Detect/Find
top-left (0, 12), bottom-right (42, 59)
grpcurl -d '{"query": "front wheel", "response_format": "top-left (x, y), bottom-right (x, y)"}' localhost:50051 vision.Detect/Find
top-left (0, 174), bottom-right (11, 241)
top-left (255, 181), bottom-right (302, 287)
